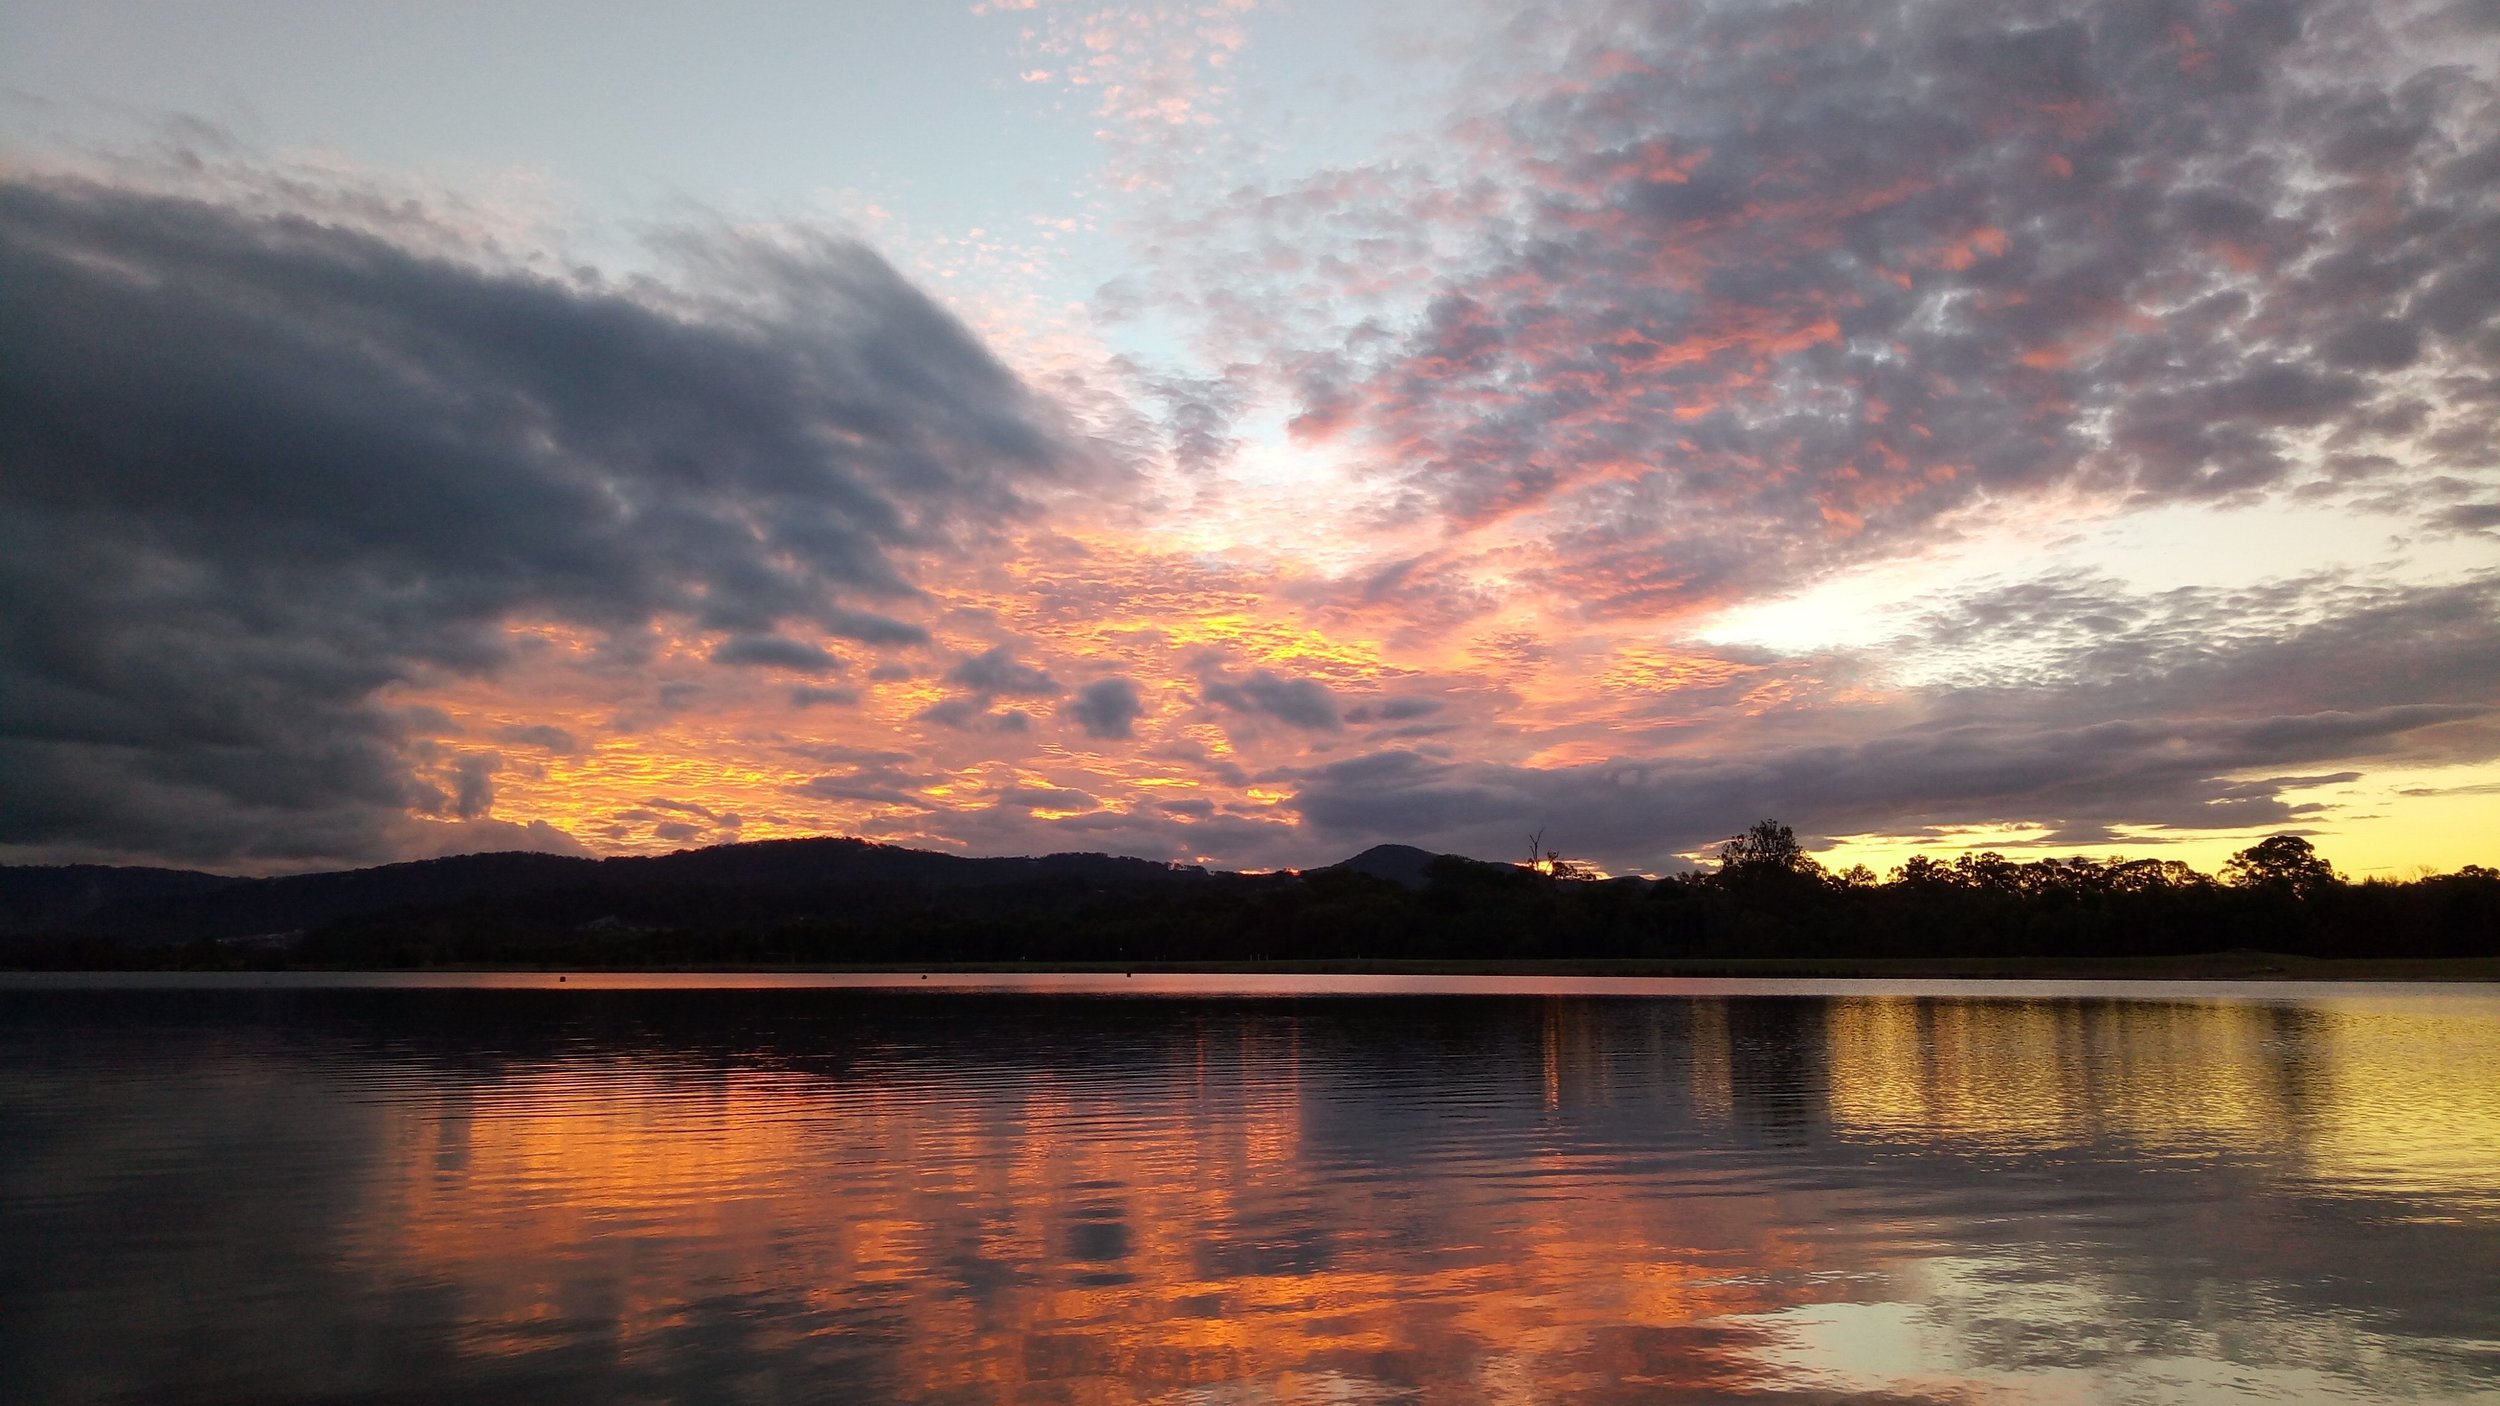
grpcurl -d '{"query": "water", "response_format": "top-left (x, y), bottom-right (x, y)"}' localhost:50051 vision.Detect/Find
top-left (2, 975), bottom-right (2496, 1404)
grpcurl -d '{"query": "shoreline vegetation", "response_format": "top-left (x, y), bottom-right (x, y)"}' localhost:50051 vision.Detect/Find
top-left (30, 956), bottom-right (2485, 982)
top-left (3, 822), bottom-right (2493, 976)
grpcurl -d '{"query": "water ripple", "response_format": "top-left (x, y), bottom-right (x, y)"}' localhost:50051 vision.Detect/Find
top-left (2, 982), bottom-right (2496, 1404)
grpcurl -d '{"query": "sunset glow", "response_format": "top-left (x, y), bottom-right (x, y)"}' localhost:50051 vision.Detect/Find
top-left (3, 0), bottom-right (2495, 878)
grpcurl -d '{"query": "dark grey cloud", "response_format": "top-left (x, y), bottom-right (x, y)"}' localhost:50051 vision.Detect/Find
top-left (710, 634), bottom-right (843, 675)
top-left (914, 646), bottom-right (1066, 734)
top-left (1202, 668), bottom-right (1343, 731)
top-left (2322, 318), bottom-right (2424, 371)
top-left (1294, 705), bottom-right (2475, 871)
top-left (403, 705), bottom-right (460, 735)
top-left (1893, 570), bottom-right (2500, 717)
top-left (1259, 0), bottom-right (2500, 612)
top-left (2399, 780), bottom-right (2500, 798)
top-left (793, 743), bottom-right (914, 767)
top-left (1066, 677), bottom-right (1145, 739)
top-left (797, 760), bottom-right (940, 810)
top-left (998, 785), bottom-right (1100, 813)
top-left (915, 696), bottom-right (1036, 733)
top-left (1346, 696), bottom-right (1445, 724)
top-left (816, 608), bottom-right (932, 645)
top-left (494, 723), bottom-right (583, 755)
top-left (648, 797), bottom-right (739, 828)
top-left (0, 173), bottom-right (1074, 868)
top-left (444, 754), bottom-right (499, 822)
top-left (1292, 570), bottom-right (2500, 870)
top-left (622, 796), bottom-right (743, 847)
top-left (945, 646), bottom-right (1064, 697)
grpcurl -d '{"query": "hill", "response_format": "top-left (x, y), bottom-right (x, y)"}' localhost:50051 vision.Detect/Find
top-left (2, 836), bottom-right (2492, 970)
top-left (0, 838), bottom-right (1212, 947)
top-left (1309, 844), bottom-right (1449, 889)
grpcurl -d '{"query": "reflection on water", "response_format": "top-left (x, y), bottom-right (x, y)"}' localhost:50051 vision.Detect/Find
top-left (1826, 996), bottom-right (2500, 1208)
top-left (2, 984), bottom-right (2496, 1404)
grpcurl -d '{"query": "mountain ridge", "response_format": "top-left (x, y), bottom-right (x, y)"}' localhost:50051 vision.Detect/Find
top-left (0, 837), bottom-right (1464, 944)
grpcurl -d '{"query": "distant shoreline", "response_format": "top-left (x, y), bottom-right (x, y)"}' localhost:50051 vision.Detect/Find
top-left (20, 953), bottom-right (2490, 981)
top-left (13, 837), bottom-right (2492, 974)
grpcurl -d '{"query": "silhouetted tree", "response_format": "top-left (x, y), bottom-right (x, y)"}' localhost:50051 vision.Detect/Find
top-left (1709, 821), bottom-right (1832, 954)
top-left (1717, 819), bottom-right (1811, 874)
top-left (1890, 855), bottom-right (1956, 888)
top-left (1525, 828), bottom-right (1600, 880)
top-left (2223, 835), bottom-right (2339, 898)
top-left (1950, 850), bottom-right (2023, 894)
top-left (2105, 857), bottom-right (2210, 894)
top-left (20, 821), bottom-right (2492, 970)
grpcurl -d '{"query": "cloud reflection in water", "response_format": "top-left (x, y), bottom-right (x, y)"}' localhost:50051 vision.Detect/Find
top-left (2, 986), bottom-right (2496, 1404)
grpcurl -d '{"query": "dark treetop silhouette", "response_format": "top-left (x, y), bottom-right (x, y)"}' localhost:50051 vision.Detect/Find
top-left (1, 823), bottom-right (2492, 970)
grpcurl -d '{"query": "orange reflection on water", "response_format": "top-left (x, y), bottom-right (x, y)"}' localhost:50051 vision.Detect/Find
top-left (348, 993), bottom-right (2500, 1402)
top-left (358, 1016), bottom-right (1857, 1402)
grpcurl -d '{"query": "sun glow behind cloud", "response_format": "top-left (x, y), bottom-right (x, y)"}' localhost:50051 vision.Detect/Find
top-left (0, 0), bottom-right (2495, 878)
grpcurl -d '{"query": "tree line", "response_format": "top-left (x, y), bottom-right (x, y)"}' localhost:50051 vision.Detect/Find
top-left (1499, 820), bottom-right (2496, 962)
top-left (9, 823), bottom-right (2492, 969)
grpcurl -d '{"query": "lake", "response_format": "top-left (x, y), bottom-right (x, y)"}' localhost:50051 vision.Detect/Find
top-left (2, 974), bottom-right (2496, 1404)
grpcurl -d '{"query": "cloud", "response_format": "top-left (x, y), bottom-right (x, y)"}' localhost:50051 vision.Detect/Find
top-left (1293, 704), bottom-right (2480, 872)
top-left (945, 646), bottom-right (1065, 697)
top-left (819, 608), bottom-right (932, 645)
top-left (917, 697), bottom-right (1041, 734)
top-left (998, 784), bottom-right (1100, 813)
top-left (10, 5), bottom-right (2499, 879)
top-left (913, 646), bottom-right (1067, 734)
top-left (1067, 676), bottom-right (1145, 739)
top-left (797, 761), bottom-right (941, 810)
top-left (982, 0), bottom-right (1258, 192)
top-left (395, 816), bottom-right (593, 862)
top-left (494, 724), bottom-right (583, 755)
top-left (444, 753), bottom-right (500, 821)
top-left (1202, 667), bottom-right (1343, 731)
top-left (648, 797), bottom-right (741, 829)
top-left (1145, 366), bottom-right (1250, 477)
top-left (710, 634), bottom-right (844, 675)
top-left (0, 170), bottom-right (1076, 869)
top-left (1177, 0), bottom-right (2500, 617)
top-left (1346, 696), bottom-right (1444, 724)
top-left (1289, 568), bottom-right (2500, 869)
top-left (872, 792), bottom-right (1303, 872)
top-left (1890, 570), bottom-right (2500, 713)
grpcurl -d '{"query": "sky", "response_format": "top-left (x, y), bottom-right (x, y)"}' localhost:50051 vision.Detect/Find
top-left (2, 0), bottom-right (2496, 879)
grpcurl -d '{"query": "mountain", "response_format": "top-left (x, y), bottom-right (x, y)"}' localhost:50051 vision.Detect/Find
top-left (1311, 844), bottom-right (1451, 890)
top-left (0, 865), bottom-right (243, 935)
top-left (0, 838), bottom-right (1212, 946)
top-left (5, 837), bottom-right (2494, 969)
